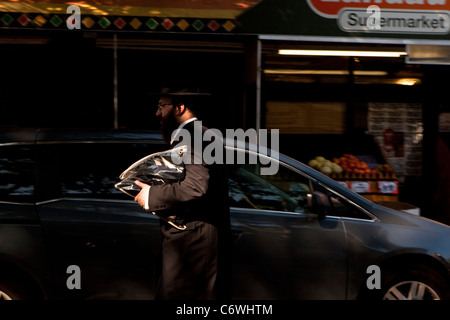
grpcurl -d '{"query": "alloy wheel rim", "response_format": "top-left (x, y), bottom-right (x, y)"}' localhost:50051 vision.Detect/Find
top-left (0, 290), bottom-right (12, 300)
top-left (383, 281), bottom-right (440, 300)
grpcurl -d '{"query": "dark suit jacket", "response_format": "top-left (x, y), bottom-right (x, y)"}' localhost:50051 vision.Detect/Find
top-left (148, 120), bottom-right (230, 300)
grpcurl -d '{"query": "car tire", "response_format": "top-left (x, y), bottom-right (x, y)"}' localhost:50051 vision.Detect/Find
top-left (368, 264), bottom-right (450, 300)
top-left (0, 276), bottom-right (40, 300)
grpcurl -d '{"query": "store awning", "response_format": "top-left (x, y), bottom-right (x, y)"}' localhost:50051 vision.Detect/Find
top-left (0, 0), bottom-right (258, 18)
top-left (0, 0), bottom-right (260, 33)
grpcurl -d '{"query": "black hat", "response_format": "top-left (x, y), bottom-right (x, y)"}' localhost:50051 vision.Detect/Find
top-left (151, 87), bottom-right (211, 97)
top-left (151, 88), bottom-right (211, 116)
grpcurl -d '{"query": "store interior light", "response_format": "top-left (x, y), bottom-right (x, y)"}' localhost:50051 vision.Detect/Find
top-left (264, 69), bottom-right (388, 76)
top-left (395, 78), bottom-right (421, 86)
top-left (278, 49), bottom-right (407, 58)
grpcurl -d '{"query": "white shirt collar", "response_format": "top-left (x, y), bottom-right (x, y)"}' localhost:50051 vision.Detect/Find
top-left (170, 117), bottom-right (197, 145)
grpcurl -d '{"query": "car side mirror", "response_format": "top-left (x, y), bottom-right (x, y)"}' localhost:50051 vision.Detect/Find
top-left (306, 191), bottom-right (332, 218)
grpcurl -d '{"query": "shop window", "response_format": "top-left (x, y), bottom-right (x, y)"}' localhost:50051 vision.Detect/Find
top-left (0, 145), bottom-right (35, 203)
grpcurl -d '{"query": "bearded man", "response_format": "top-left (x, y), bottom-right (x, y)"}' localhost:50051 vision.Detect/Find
top-left (134, 88), bottom-right (230, 300)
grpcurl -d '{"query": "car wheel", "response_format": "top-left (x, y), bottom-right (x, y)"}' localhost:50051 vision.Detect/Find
top-left (0, 289), bottom-right (12, 300)
top-left (383, 280), bottom-right (440, 300)
top-left (0, 277), bottom-right (38, 300)
top-left (381, 264), bottom-right (450, 300)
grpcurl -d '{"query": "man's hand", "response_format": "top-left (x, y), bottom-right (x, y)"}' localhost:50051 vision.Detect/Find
top-left (134, 180), bottom-right (150, 210)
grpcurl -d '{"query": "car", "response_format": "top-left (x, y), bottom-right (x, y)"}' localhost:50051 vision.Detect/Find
top-left (1, 128), bottom-right (450, 300)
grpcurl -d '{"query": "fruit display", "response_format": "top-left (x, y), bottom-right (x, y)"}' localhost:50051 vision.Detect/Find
top-left (307, 153), bottom-right (399, 201)
top-left (333, 154), bottom-right (371, 175)
top-left (373, 164), bottom-right (396, 176)
top-left (298, 134), bottom-right (399, 202)
top-left (308, 154), bottom-right (396, 179)
top-left (308, 156), bottom-right (343, 175)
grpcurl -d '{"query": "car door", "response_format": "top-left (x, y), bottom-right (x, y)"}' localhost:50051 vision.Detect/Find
top-left (35, 138), bottom-right (165, 299)
top-left (228, 154), bottom-right (347, 299)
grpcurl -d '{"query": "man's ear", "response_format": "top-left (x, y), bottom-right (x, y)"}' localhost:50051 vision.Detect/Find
top-left (176, 104), bottom-right (187, 115)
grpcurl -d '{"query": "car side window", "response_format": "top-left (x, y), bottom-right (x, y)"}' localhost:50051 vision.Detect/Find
top-left (37, 142), bottom-right (164, 201)
top-left (330, 194), bottom-right (373, 220)
top-left (0, 145), bottom-right (35, 203)
top-left (314, 183), bottom-right (373, 220)
top-left (228, 160), bottom-right (312, 214)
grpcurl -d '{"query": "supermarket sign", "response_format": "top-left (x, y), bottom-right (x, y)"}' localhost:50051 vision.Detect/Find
top-left (307, 0), bottom-right (450, 34)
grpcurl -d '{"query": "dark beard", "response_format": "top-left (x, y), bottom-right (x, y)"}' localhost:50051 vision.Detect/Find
top-left (160, 110), bottom-right (179, 145)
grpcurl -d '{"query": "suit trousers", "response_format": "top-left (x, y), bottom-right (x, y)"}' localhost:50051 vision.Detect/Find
top-left (154, 220), bottom-right (220, 300)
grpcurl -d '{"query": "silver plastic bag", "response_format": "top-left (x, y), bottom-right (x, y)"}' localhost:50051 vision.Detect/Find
top-left (115, 145), bottom-right (187, 198)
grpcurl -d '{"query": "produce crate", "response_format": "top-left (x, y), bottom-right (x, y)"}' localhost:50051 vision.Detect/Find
top-left (331, 172), bottom-right (399, 202)
top-left (279, 134), bottom-right (399, 201)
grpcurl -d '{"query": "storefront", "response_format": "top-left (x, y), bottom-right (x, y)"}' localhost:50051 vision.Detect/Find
top-left (1, 0), bottom-right (450, 223)
top-left (0, 0), bottom-right (257, 131)
top-left (237, 0), bottom-right (450, 223)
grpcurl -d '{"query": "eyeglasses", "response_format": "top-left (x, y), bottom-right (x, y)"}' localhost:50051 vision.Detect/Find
top-left (157, 103), bottom-right (173, 111)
